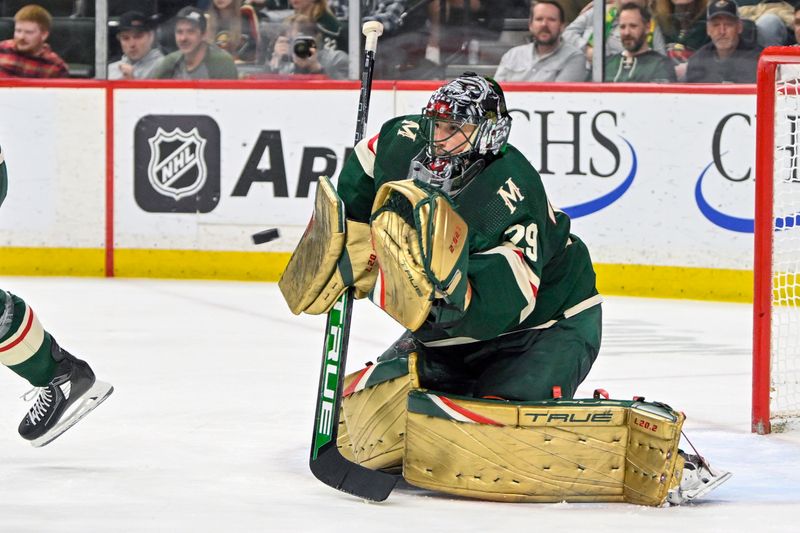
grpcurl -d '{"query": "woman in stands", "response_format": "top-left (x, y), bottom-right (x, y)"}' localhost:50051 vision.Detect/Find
top-left (206, 0), bottom-right (260, 62)
top-left (289, 0), bottom-right (342, 50)
top-left (653, 0), bottom-right (710, 80)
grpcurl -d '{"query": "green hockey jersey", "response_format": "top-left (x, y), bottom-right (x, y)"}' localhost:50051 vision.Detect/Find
top-left (337, 115), bottom-right (601, 346)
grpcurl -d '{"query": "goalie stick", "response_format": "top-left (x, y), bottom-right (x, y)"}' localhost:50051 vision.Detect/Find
top-left (308, 21), bottom-right (397, 502)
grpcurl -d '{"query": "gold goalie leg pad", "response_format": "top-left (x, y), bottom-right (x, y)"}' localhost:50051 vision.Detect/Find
top-left (336, 353), bottom-right (420, 472)
top-left (402, 392), bottom-right (685, 506)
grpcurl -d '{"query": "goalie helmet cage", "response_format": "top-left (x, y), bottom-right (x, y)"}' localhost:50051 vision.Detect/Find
top-left (753, 47), bottom-right (800, 434)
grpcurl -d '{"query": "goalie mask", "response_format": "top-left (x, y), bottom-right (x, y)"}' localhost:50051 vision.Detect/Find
top-left (412, 73), bottom-right (511, 195)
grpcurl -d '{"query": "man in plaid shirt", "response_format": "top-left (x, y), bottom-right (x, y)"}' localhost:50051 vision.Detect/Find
top-left (0, 4), bottom-right (68, 78)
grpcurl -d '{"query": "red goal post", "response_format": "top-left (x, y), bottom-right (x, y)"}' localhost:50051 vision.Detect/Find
top-left (753, 47), bottom-right (800, 434)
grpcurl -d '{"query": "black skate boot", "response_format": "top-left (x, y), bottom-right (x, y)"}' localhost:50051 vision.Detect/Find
top-left (18, 338), bottom-right (113, 447)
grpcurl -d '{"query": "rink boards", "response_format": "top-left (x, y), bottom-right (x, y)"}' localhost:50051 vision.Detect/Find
top-left (0, 80), bottom-right (757, 301)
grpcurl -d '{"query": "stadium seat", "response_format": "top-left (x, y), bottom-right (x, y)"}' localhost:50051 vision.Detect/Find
top-left (334, 16), bottom-right (347, 53)
top-left (1, 0), bottom-right (77, 17)
top-left (49, 16), bottom-right (95, 77)
top-left (0, 16), bottom-right (12, 40)
top-left (109, 0), bottom-right (157, 17)
top-left (76, 0), bottom-right (158, 17)
top-left (498, 18), bottom-right (529, 46)
top-left (156, 18), bottom-right (177, 55)
top-left (742, 18), bottom-right (758, 47)
top-left (444, 63), bottom-right (498, 78)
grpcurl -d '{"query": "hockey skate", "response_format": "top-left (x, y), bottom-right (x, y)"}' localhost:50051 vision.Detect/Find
top-left (18, 338), bottom-right (113, 448)
top-left (666, 452), bottom-right (732, 505)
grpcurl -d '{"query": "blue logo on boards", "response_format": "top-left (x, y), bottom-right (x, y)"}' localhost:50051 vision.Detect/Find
top-left (775, 213), bottom-right (800, 230)
top-left (561, 138), bottom-right (637, 219)
top-left (694, 160), bottom-right (753, 233)
top-left (695, 159), bottom-right (800, 234)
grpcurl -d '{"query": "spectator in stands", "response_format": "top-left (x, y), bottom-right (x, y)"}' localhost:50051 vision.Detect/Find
top-left (0, 4), bottom-right (68, 78)
top-left (686, 0), bottom-right (762, 82)
top-left (326, 0), bottom-right (444, 79)
top-left (328, 0), bottom-right (410, 35)
top-left (795, 0), bottom-right (800, 42)
top-left (206, 0), bottom-right (261, 62)
top-left (290, 0), bottom-right (342, 50)
top-left (245, 0), bottom-right (286, 14)
top-left (151, 6), bottom-right (239, 79)
top-left (738, 0), bottom-right (793, 47)
top-left (424, 0), bottom-right (496, 66)
top-left (265, 13), bottom-right (348, 78)
top-left (605, 2), bottom-right (676, 81)
top-left (653, 0), bottom-right (710, 81)
top-left (495, 1), bottom-right (588, 81)
top-left (775, 2), bottom-right (800, 79)
top-left (563, 0), bottom-right (667, 64)
top-left (108, 11), bottom-right (164, 80)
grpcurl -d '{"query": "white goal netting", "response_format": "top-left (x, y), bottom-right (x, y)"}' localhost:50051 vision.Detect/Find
top-left (767, 65), bottom-right (800, 430)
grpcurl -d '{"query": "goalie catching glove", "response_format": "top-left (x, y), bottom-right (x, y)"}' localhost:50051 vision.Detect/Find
top-left (279, 176), bottom-right (377, 315)
top-left (370, 180), bottom-right (471, 331)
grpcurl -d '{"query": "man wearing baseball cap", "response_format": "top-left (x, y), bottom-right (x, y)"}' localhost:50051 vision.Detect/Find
top-left (686, 0), bottom-right (762, 83)
top-left (108, 11), bottom-right (163, 80)
top-left (150, 6), bottom-right (238, 80)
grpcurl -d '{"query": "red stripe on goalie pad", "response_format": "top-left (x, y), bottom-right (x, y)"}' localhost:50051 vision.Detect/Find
top-left (438, 395), bottom-right (504, 426)
top-left (343, 366), bottom-right (371, 397)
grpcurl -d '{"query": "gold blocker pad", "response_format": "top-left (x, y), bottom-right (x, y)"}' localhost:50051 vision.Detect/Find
top-left (278, 175), bottom-right (346, 315)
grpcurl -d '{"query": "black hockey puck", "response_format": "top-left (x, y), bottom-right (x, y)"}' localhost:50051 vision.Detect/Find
top-left (252, 228), bottom-right (280, 245)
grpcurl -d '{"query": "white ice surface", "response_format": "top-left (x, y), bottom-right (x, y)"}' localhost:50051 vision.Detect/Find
top-left (0, 277), bottom-right (797, 533)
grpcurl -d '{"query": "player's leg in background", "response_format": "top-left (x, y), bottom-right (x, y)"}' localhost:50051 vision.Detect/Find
top-left (0, 290), bottom-right (58, 387)
top-left (0, 289), bottom-right (112, 446)
top-left (473, 304), bottom-right (602, 401)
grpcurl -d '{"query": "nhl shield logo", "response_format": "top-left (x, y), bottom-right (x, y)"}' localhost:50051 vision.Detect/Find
top-left (134, 114), bottom-right (220, 213)
top-left (147, 127), bottom-right (208, 200)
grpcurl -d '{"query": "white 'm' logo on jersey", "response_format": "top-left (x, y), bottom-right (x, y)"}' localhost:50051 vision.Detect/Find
top-left (398, 120), bottom-right (420, 141)
top-left (497, 178), bottom-right (525, 214)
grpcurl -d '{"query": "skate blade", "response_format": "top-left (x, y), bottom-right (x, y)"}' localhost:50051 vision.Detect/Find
top-left (30, 381), bottom-right (114, 448)
top-left (685, 470), bottom-right (733, 502)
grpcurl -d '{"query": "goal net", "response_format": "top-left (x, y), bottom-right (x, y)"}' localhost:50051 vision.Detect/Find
top-left (754, 48), bottom-right (800, 434)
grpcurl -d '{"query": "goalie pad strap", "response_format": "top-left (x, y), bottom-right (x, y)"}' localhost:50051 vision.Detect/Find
top-left (402, 392), bottom-right (684, 506)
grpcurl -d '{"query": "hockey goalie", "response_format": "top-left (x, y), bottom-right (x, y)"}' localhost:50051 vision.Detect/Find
top-left (279, 73), bottom-right (730, 505)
